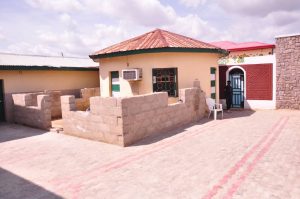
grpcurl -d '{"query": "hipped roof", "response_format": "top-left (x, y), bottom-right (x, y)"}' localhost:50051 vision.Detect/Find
top-left (90, 29), bottom-right (227, 59)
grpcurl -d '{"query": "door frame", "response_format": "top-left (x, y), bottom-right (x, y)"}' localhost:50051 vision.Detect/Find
top-left (226, 66), bottom-right (246, 99)
top-left (226, 66), bottom-right (246, 108)
top-left (110, 71), bottom-right (120, 97)
top-left (0, 79), bottom-right (5, 121)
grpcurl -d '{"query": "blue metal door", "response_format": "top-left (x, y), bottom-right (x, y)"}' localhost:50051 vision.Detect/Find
top-left (229, 70), bottom-right (244, 108)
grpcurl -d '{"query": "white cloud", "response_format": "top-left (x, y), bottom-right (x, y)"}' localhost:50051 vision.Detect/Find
top-left (218, 0), bottom-right (300, 17)
top-left (38, 32), bottom-right (58, 43)
top-left (264, 10), bottom-right (300, 26)
top-left (0, 33), bottom-right (5, 41)
top-left (83, 23), bottom-right (130, 49)
top-left (0, 27), bottom-right (5, 41)
top-left (59, 13), bottom-right (77, 29)
top-left (85, 0), bottom-right (176, 27)
top-left (179, 0), bottom-right (207, 8)
top-left (25, 0), bottom-right (83, 12)
top-left (3, 0), bottom-right (297, 57)
top-left (163, 14), bottom-right (219, 41)
top-left (214, 9), bottom-right (300, 43)
top-left (7, 42), bottom-right (59, 56)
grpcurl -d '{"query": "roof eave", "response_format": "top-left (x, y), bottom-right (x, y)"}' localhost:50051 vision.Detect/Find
top-left (0, 65), bottom-right (99, 71)
top-left (228, 44), bottom-right (276, 52)
top-left (89, 47), bottom-right (228, 60)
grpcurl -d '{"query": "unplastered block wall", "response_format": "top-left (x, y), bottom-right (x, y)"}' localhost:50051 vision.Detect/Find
top-left (122, 88), bottom-right (207, 146)
top-left (276, 34), bottom-right (300, 109)
top-left (75, 87), bottom-right (100, 111)
top-left (61, 87), bottom-right (206, 146)
top-left (13, 90), bottom-right (63, 120)
top-left (45, 90), bottom-right (62, 119)
top-left (12, 93), bottom-right (51, 130)
top-left (61, 95), bottom-right (124, 145)
top-left (1, 70), bottom-right (99, 122)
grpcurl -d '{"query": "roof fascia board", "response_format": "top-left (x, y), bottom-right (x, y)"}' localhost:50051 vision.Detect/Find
top-left (89, 47), bottom-right (228, 59)
top-left (0, 65), bottom-right (98, 71)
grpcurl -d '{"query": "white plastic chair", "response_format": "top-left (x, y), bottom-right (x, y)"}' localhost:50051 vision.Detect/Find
top-left (206, 98), bottom-right (223, 120)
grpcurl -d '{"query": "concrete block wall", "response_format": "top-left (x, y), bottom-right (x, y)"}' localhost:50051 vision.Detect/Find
top-left (75, 88), bottom-right (100, 111)
top-left (121, 88), bottom-right (206, 146)
top-left (12, 94), bottom-right (51, 130)
top-left (11, 87), bottom-right (99, 126)
top-left (45, 90), bottom-right (62, 119)
top-left (61, 95), bottom-right (123, 145)
top-left (276, 34), bottom-right (300, 109)
top-left (61, 87), bottom-right (206, 146)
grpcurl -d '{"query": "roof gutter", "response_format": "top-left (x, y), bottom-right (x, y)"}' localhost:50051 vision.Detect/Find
top-left (228, 44), bottom-right (276, 52)
top-left (89, 47), bottom-right (228, 60)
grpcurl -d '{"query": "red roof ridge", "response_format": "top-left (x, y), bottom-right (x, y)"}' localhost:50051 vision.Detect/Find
top-left (157, 29), bottom-right (169, 47)
top-left (159, 28), bottom-right (215, 48)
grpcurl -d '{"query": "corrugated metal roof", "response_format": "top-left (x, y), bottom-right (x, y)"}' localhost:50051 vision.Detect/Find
top-left (0, 52), bottom-right (98, 68)
top-left (210, 41), bottom-right (275, 52)
top-left (91, 29), bottom-right (222, 57)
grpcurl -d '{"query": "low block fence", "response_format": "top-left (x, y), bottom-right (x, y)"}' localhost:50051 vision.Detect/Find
top-left (12, 93), bottom-right (51, 130)
top-left (75, 88), bottom-right (100, 111)
top-left (12, 88), bottom-right (100, 130)
top-left (61, 87), bottom-right (207, 146)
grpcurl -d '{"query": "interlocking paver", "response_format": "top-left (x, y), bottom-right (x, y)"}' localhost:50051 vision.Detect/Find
top-left (0, 110), bottom-right (300, 199)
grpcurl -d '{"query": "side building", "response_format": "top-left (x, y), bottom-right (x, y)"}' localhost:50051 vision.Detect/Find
top-left (0, 53), bottom-right (99, 122)
top-left (210, 41), bottom-right (276, 109)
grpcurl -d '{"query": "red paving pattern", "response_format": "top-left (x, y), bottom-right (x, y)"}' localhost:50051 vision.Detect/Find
top-left (0, 110), bottom-right (299, 199)
top-left (203, 116), bottom-right (289, 199)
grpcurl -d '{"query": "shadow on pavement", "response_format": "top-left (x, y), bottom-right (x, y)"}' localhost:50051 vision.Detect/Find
top-left (221, 109), bottom-right (255, 120)
top-left (0, 167), bottom-right (62, 199)
top-left (132, 110), bottom-right (256, 146)
top-left (0, 123), bottom-right (47, 143)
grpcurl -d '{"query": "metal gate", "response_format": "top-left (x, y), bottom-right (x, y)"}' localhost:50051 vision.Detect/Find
top-left (152, 68), bottom-right (178, 97)
top-left (229, 70), bottom-right (244, 108)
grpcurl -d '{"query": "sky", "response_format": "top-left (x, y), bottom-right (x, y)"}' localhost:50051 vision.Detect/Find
top-left (0, 0), bottom-right (299, 57)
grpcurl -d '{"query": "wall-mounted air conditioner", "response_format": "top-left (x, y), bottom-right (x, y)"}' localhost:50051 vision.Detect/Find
top-left (122, 68), bottom-right (142, 81)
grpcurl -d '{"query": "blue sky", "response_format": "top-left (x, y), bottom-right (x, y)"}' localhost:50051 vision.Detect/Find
top-left (0, 0), bottom-right (299, 57)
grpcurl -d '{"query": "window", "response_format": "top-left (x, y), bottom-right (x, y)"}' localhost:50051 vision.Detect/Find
top-left (152, 68), bottom-right (178, 97)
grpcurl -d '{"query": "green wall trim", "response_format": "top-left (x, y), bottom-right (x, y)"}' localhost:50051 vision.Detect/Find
top-left (111, 72), bottom-right (119, 78)
top-left (90, 47), bottom-right (228, 59)
top-left (211, 80), bottom-right (216, 87)
top-left (0, 65), bottom-right (98, 71)
top-left (112, 84), bottom-right (120, 91)
top-left (210, 67), bottom-right (216, 74)
top-left (211, 93), bottom-right (216, 99)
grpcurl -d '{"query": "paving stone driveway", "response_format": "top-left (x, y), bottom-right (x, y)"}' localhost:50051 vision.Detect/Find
top-left (0, 110), bottom-right (300, 199)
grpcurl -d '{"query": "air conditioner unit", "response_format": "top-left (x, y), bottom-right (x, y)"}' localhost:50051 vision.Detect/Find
top-left (122, 68), bottom-right (142, 81)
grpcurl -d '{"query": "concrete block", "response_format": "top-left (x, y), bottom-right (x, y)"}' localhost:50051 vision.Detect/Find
top-left (110, 125), bottom-right (123, 135)
top-left (61, 95), bottom-right (75, 104)
top-left (90, 96), bottom-right (102, 105)
top-left (99, 97), bottom-right (117, 107)
top-left (113, 107), bottom-right (122, 117)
